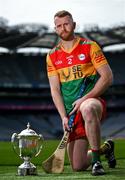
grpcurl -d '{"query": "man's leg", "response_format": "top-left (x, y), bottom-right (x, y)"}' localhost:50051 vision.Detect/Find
top-left (100, 139), bottom-right (116, 168)
top-left (87, 139), bottom-right (116, 169)
top-left (80, 98), bottom-right (105, 175)
top-left (67, 138), bottom-right (90, 171)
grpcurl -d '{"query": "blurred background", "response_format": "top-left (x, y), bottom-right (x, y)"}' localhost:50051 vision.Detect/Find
top-left (0, 0), bottom-right (125, 141)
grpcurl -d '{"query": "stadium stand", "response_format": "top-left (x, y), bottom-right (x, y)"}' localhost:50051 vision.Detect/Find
top-left (0, 113), bottom-right (63, 141)
top-left (83, 25), bottom-right (125, 47)
top-left (0, 21), bottom-right (125, 140)
top-left (101, 112), bottom-right (125, 139)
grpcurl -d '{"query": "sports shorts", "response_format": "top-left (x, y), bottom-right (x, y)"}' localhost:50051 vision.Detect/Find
top-left (68, 97), bottom-right (106, 143)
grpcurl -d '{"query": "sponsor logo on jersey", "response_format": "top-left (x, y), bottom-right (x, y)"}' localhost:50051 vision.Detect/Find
top-left (55, 60), bottom-right (63, 65)
top-left (78, 54), bottom-right (85, 61)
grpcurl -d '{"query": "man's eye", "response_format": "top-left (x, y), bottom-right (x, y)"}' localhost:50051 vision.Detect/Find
top-left (57, 25), bottom-right (61, 28)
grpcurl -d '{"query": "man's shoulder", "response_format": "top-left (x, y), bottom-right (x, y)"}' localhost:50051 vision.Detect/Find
top-left (79, 36), bottom-right (95, 45)
top-left (48, 43), bottom-right (61, 56)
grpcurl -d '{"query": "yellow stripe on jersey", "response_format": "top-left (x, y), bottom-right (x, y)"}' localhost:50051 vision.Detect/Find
top-left (90, 42), bottom-right (108, 69)
top-left (47, 54), bottom-right (58, 77)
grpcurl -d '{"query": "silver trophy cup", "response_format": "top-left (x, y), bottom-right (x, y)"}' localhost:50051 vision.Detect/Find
top-left (11, 122), bottom-right (43, 176)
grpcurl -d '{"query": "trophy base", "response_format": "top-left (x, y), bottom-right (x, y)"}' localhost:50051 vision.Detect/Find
top-left (18, 162), bottom-right (37, 176)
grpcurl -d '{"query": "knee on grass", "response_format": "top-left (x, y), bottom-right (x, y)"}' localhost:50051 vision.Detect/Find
top-left (72, 164), bottom-right (88, 172)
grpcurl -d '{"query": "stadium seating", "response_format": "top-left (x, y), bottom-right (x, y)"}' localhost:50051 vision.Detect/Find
top-left (0, 113), bottom-right (63, 141)
top-left (0, 23), bottom-right (125, 141)
top-left (101, 111), bottom-right (125, 139)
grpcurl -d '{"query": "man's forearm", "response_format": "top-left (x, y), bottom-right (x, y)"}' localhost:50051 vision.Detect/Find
top-left (82, 75), bottom-right (113, 101)
top-left (51, 89), bottom-right (67, 120)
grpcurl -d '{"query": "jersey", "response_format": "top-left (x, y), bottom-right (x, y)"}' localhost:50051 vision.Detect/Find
top-left (46, 36), bottom-right (108, 114)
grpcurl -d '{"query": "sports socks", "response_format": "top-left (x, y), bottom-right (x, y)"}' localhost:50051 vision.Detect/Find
top-left (91, 149), bottom-right (101, 164)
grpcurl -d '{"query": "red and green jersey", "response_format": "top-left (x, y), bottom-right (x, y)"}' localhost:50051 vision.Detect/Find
top-left (46, 36), bottom-right (108, 114)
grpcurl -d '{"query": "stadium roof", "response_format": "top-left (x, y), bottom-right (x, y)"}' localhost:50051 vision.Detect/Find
top-left (0, 23), bottom-right (49, 50)
top-left (83, 25), bottom-right (125, 47)
top-left (0, 23), bottom-right (125, 53)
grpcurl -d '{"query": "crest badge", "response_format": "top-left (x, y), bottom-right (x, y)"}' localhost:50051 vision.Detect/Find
top-left (78, 54), bottom-right (85, 61)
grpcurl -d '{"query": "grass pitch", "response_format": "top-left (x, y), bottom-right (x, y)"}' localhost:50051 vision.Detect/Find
top-left (0, 161), bottom-right (125, 180)
top-left (0, 139), bottom-right (125, 179)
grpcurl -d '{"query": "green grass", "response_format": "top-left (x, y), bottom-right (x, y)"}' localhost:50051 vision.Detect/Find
top-left (0, 139), bottom-right (125, 179)
top-left (0, 140), bottom-right (67, 166)
top-left (0, 160), bottom-right (125, 180)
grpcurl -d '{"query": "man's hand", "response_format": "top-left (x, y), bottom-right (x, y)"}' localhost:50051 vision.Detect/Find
top-left (62, 116), bottom-right (70, 132)
top-left (69, 98), bottom-right (84, 115)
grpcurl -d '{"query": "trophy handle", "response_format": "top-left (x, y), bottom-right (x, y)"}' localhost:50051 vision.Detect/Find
top-left (35, 134), bottom-right (44, 157)
top-left (11, 133), bottom-right (20, 157)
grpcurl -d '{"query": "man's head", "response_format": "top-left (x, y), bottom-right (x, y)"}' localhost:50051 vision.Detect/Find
top-left (54, 10), bottom-right (73, 21)
top-left (54, 10), bottom-right (76, 41)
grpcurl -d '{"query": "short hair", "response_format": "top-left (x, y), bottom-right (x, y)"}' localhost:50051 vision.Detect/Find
top-left (54, 10), bottom-right (73, 20)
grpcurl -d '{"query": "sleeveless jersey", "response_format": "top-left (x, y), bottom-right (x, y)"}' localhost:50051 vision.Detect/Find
top-left (46, 37), bottom-right (108, 114)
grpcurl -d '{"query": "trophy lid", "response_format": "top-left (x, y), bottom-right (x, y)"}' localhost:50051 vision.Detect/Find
top-left (18, 122), bottom-right (38, 136)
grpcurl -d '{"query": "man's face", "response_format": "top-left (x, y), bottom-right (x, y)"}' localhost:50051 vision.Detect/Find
top-left (54, 15), bottom-right (75, 41)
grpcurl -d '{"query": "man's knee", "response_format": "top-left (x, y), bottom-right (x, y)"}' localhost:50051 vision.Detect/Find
top-left (79, 98), bottom-right (103, 121)
top-left (72, 164), bottom-right (88, 171)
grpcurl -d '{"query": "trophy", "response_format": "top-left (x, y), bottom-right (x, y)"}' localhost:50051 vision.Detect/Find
top-left (11, 122), bottom-right (43, 176)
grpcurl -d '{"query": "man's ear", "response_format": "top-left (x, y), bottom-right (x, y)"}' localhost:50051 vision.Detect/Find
top-left (73, 22), bottom-right (76, 29)
top-left (54, 26), bottom-right (57, 33)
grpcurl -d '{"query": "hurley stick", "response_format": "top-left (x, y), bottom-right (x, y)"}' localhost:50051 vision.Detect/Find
top-left (42, 77), bottom-right (90, 173)
top-left (42, 131), bottom-right (69, 173)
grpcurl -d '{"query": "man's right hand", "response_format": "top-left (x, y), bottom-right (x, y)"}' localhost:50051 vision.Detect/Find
top-left (62, 116), bottom-right (70, 132)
